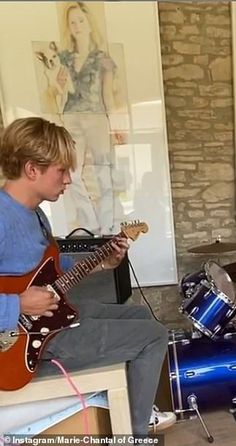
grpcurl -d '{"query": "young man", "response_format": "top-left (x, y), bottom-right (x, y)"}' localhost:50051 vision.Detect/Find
top-left (0, 117), bottom-right (175, 436)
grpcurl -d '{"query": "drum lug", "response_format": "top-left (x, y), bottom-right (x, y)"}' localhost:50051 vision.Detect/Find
top-left (185, 371), bottom-right (196, 378)
top-left (228, 365), bottom-right (236, 371)
top-left (226, 309), bottom-right (235, 318)
top-left (213, 324), bottom-right (221, 334)
top-left (190, 306), bottom-right (199, 316)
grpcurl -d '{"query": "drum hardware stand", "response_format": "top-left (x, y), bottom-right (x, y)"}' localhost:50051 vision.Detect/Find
top-left (229, 397), bottom-right (236, 421)
top-left (187, 395), bottom-right (214, 443)
top-left (191, 327), bottom-right (202, 339)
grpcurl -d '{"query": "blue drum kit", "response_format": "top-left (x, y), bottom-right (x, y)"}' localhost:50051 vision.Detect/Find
top-left (166, 240), bottom-right (236, 442)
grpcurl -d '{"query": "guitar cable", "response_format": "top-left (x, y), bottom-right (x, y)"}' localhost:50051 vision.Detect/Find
top-left (128, 259), bottom-right (161, 322)
top-left (50, 358), bottom-right (90, 435)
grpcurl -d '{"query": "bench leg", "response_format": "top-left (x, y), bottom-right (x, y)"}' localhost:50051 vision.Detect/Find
top-left (107, 387), bottom-right (132, 435)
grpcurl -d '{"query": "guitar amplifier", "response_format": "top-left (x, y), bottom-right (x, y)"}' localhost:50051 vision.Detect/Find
top-left (55, 236), bottom-right (132, 305)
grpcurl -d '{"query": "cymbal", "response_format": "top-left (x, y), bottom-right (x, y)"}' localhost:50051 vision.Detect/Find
top-left (188, 241), bottom-right (236, 254)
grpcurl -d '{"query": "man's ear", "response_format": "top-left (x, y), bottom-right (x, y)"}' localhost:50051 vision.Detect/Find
top-left (24, 160), bottom-right (39, 180)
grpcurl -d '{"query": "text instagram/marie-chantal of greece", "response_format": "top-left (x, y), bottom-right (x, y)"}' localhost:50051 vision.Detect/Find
top-left (3, 435), bottom-right (161, 445)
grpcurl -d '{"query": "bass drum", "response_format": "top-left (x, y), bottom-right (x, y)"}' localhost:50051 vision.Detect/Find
top-left (167, 329), bottom-right (236, 416)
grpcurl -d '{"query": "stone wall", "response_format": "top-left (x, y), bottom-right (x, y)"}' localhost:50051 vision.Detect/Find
top-left (133, 1), bottom-right (236, 330)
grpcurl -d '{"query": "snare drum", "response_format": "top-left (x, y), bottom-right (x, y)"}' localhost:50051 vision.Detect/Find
top-left (180, 261), bottom-right (236, 338)
top-left (168, 329), bottom-right (236, 414)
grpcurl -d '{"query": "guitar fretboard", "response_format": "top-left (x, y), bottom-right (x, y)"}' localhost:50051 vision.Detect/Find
top-left (53, 231), bottom-right (123, 293)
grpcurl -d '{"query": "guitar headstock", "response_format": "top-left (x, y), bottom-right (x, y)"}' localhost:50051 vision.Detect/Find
top-left (120, 221), bottom-right (149, 241)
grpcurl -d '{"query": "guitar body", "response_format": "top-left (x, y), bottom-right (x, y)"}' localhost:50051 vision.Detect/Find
top-left (0, 244), bottom-right (78, 391)
top-left (0, 221), bottom-right (148, 391)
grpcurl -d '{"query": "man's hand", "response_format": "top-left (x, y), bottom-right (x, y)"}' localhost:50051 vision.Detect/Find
top-left (103, 237), bottom-right (129, 270)
top-left (19, 286), bottom-right (59, 317)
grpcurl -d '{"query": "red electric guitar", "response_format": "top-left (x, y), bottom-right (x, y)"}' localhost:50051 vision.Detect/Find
top-left (0, 221), bottom-right (148, 391)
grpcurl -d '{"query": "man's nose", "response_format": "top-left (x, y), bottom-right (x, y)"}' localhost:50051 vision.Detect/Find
top-left (64, 172), bottom-right (72, 184)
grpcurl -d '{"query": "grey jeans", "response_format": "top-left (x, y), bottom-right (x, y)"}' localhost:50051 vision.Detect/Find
top-left (40, 299), bottom-right (168, 436)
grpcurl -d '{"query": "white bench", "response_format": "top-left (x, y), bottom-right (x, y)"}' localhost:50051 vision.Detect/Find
top-left (0, 363), bottom-right (132, 435)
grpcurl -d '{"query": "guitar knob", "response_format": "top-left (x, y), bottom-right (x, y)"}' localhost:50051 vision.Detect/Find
top-left (40, 327), bottom-right (49, 335)
top-left (32, 340), bottom-right (42, 349)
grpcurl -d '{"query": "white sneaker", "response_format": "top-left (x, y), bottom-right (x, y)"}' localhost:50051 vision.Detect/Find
top-left (149, 405), bottom-right (176, 431)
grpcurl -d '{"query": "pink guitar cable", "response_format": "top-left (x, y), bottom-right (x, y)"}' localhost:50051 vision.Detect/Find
top-left (51, 359), bottom-right (90, 435)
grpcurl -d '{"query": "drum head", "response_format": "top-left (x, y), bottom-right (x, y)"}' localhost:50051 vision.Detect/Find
top-left (205, 260), bottom-right (235, 302)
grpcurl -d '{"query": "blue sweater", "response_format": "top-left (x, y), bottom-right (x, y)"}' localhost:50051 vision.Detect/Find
top-left (0, 190), bottom-right (74, 331)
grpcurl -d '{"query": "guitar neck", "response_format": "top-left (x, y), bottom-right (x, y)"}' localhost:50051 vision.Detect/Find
top-left (53, 232), bottom-right (124, 293)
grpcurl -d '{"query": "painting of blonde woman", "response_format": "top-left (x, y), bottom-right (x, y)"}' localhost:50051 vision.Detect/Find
top-left (33, 2), bottom-right (128, 235)
top-left (57, 1), bottom-right (128, 235)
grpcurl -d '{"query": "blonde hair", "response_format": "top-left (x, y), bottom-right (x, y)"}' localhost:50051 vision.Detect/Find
top-left (0, 117), bottom-right (77, 179)
top-left (59, 1), bottom-right (103, 52)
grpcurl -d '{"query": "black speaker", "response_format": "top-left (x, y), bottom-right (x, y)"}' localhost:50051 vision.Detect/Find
top-left (55, 236), bottom-right (132, 305)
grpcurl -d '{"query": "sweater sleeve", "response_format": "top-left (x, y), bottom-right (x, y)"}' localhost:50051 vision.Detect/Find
top-left (0, 219), bottom-right (21, 330)
top-left (0, 294), bottom-right (20, 331)
top-left (0, 217), bottom-right (6, 256)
